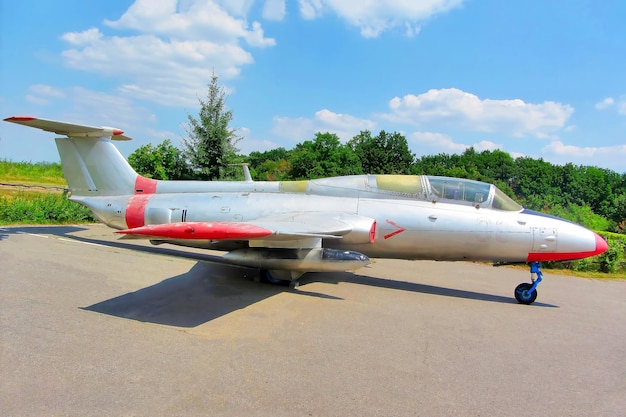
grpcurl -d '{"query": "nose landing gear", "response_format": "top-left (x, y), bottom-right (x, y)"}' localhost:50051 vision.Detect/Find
top-left (515, 262), bottom-right (542, 304)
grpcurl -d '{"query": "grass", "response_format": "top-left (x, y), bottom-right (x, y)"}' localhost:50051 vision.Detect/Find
top-left (0, 160), bottom-right (96, 224)
top-left (505, 263), bottom-right (626, 281)
top-left (0, 160), bottom-right (66, 187)
top-left (550, 268), bottom-right (626, 280)
top-left (0, 191), bottom-right (96, 225)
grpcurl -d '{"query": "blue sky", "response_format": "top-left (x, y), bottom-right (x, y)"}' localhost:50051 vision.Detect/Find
top-left (1, 0), bottom-right (625, 173)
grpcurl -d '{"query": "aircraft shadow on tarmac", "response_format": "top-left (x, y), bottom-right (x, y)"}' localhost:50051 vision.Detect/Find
top-left (83, 262), bottom-right (301, 327)
top-left (1, 224), bottom-right (89, 237)
top-left (316, 273), bottom-right (558, 308)
top-left (4, 225), bottom-right (557, 327)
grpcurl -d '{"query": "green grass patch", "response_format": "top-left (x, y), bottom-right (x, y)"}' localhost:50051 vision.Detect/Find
top-left (0, 160), bottom-right (66, 187)
top-left (506, 263), bottom-right (626, 281)
top-left (0, 192), bottom-right (96, 224)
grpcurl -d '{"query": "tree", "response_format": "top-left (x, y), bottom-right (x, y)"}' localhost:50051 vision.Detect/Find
top-left (288, 133), bottom-right (362, 179)
top-left (612, 193), bottom-right (626, 233)
top-left (128, 140), bottom-right (191, 180)
top-left (467, 148), bottom-right (517, 184)
top-left (413, 152), bottom-right (476, 178)
top-left (511, 157), bottom-right (562, 210)
top-left (349, 130), bottom-right (414, 174)
top-left (248, 147), bottom-right (292, 180)
top-left (182, 74), bottom-right (241, 180)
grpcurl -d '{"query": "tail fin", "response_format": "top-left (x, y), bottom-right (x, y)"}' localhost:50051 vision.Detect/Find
top-left (4, 116), bottom-right (138, 196)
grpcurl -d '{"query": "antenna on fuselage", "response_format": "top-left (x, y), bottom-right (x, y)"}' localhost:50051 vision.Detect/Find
top-left (228, 163), bottom-right (253, 182)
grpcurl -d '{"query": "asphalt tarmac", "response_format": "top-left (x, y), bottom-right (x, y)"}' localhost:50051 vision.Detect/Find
top-left (1, 224), bottom-right (624, 416)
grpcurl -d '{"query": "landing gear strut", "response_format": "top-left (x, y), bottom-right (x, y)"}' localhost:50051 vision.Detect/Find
top-left (514, 262), bottom-right (542, 305)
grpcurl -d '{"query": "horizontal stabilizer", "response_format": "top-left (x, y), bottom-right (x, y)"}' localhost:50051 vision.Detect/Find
top-left (116, 222), bottom-right (273, 240)
top-left (4, 116), bottom-right (132, 140)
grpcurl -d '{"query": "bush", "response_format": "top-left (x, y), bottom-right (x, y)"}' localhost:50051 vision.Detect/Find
top-left (598, 234), bottom-right (625, 273)
top-left (0, 192), bottom-right (96, 225)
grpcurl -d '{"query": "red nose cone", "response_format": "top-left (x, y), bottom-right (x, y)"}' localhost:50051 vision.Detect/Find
top-left (527, 232), bottom-right (609, 262)
top-left (593, 233), bottom-right (609, 257)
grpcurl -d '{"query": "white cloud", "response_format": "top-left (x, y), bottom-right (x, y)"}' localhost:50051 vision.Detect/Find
top-left (234, 126), bottom-right (286, 155)
top-left (263, 0), bottom-right (287, 20)
top-left (315, 109), bottom-right (375, 131)
top-left (544, 140), bottom-right (626, 158)
top-left (25, 84), bottom-right (66, 105)
top-left (299, 0), bottom-right (324, 19)
top-left (215, 0), bottom-right (255, 17)
top-left (61, 27), bottom-right (102, 45)
top-left (104, 0), bottom-right (271, 45)
top-left (298, 0), bottom-right (465, 37)
top-left (410, 131), bottom-right (466, 153)
top-left (272, 109), bottom-right (376, 143)
top-left (594, 96), bottom-right (626, 115)
top-left (63, 87), bottom-right (156, 128)
top-left (61, 32), bottom-right (253, 106)
top-left (474, 140), bottom-right (500, 152)
top-left (382, 88), bottom-right (574, 138)
top-left (543, 141), bottom-right (626, 171)
top-left (60, 0), bottom-right (275, 107)
top-left (245, 21), bottom-right (276, 47)
top-left (410, 131), bottom-right (501, 155)
top-left (595, 97), bottom-right (614, 110)
top-left (25, 95), bottom-right (49, 106)
top-left (404, 22), bottom-right (421, 37)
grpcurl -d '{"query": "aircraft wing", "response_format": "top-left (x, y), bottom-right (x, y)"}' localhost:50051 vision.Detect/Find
top-left (116, 212), bottom-right (376, 248)
top-left (4, 116), bottom-right (132, 140)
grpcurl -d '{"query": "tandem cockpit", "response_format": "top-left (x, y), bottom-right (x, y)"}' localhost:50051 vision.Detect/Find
top-left (367, 175), bottom-right (523, 212)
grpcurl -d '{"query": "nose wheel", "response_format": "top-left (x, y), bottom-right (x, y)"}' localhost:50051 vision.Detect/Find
top-left (514, 262), bottom-right (543, 305)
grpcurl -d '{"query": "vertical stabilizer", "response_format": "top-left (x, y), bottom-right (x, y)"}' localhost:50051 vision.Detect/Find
top-left (55, 137), bottom-right (137, 196)
top-left (3, 116), bottom-right (139, 196)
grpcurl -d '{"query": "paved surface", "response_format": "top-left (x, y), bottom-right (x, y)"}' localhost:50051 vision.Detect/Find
top-left (1, 224), bottom-right (625, 416)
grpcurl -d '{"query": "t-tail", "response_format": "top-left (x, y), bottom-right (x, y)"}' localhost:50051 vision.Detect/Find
top-left (4, 116), bottom-right (139, 197)
top-left (4, 116), bottom-right (152, 229)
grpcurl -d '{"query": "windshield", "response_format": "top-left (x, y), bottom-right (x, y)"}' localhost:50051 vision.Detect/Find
top-left (492, 187), bottom-right (523, 211)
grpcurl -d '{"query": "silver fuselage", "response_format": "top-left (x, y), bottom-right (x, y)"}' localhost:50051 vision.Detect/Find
top-left (74, 174), bottom-right (600, 263)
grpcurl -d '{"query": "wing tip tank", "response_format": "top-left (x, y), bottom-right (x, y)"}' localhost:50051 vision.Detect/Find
top-left (4, 116), bottom-right (37, 122)
top-left (116, 222), bottom-right (274, 240)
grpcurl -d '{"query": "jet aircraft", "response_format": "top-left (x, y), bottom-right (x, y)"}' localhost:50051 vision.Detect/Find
top-left (4, 116), bottom-right (609, 304)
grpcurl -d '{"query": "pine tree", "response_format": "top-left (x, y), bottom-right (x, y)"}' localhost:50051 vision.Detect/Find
top-left (182, 74), bottom-right (240, 180)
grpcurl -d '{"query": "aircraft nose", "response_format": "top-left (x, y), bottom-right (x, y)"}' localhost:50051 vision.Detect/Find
top-left (522, 209), bottom-right (610, 262)
top-left (593, 233), bottom-right (609, 257)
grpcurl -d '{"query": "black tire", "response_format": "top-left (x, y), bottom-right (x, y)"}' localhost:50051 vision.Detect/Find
top-left (514, 282), bottom-right (537, 305)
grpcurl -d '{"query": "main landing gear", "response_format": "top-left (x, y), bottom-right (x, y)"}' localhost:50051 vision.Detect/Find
top-left (514, 262), bottom-right (543, 305)
top-left (260, 269), bottom-right (301, 288)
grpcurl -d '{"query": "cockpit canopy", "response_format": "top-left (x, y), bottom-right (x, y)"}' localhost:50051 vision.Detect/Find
top-left (428, 176), bottom-right (522, 211)
top-left (372, 175), bottom-right (522, 211)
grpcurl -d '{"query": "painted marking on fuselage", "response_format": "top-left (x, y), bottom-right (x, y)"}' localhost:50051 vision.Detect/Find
top-left (125, 176), bottom-right (158, 228)
top-left (383, 219), bottom-right (406, 240)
